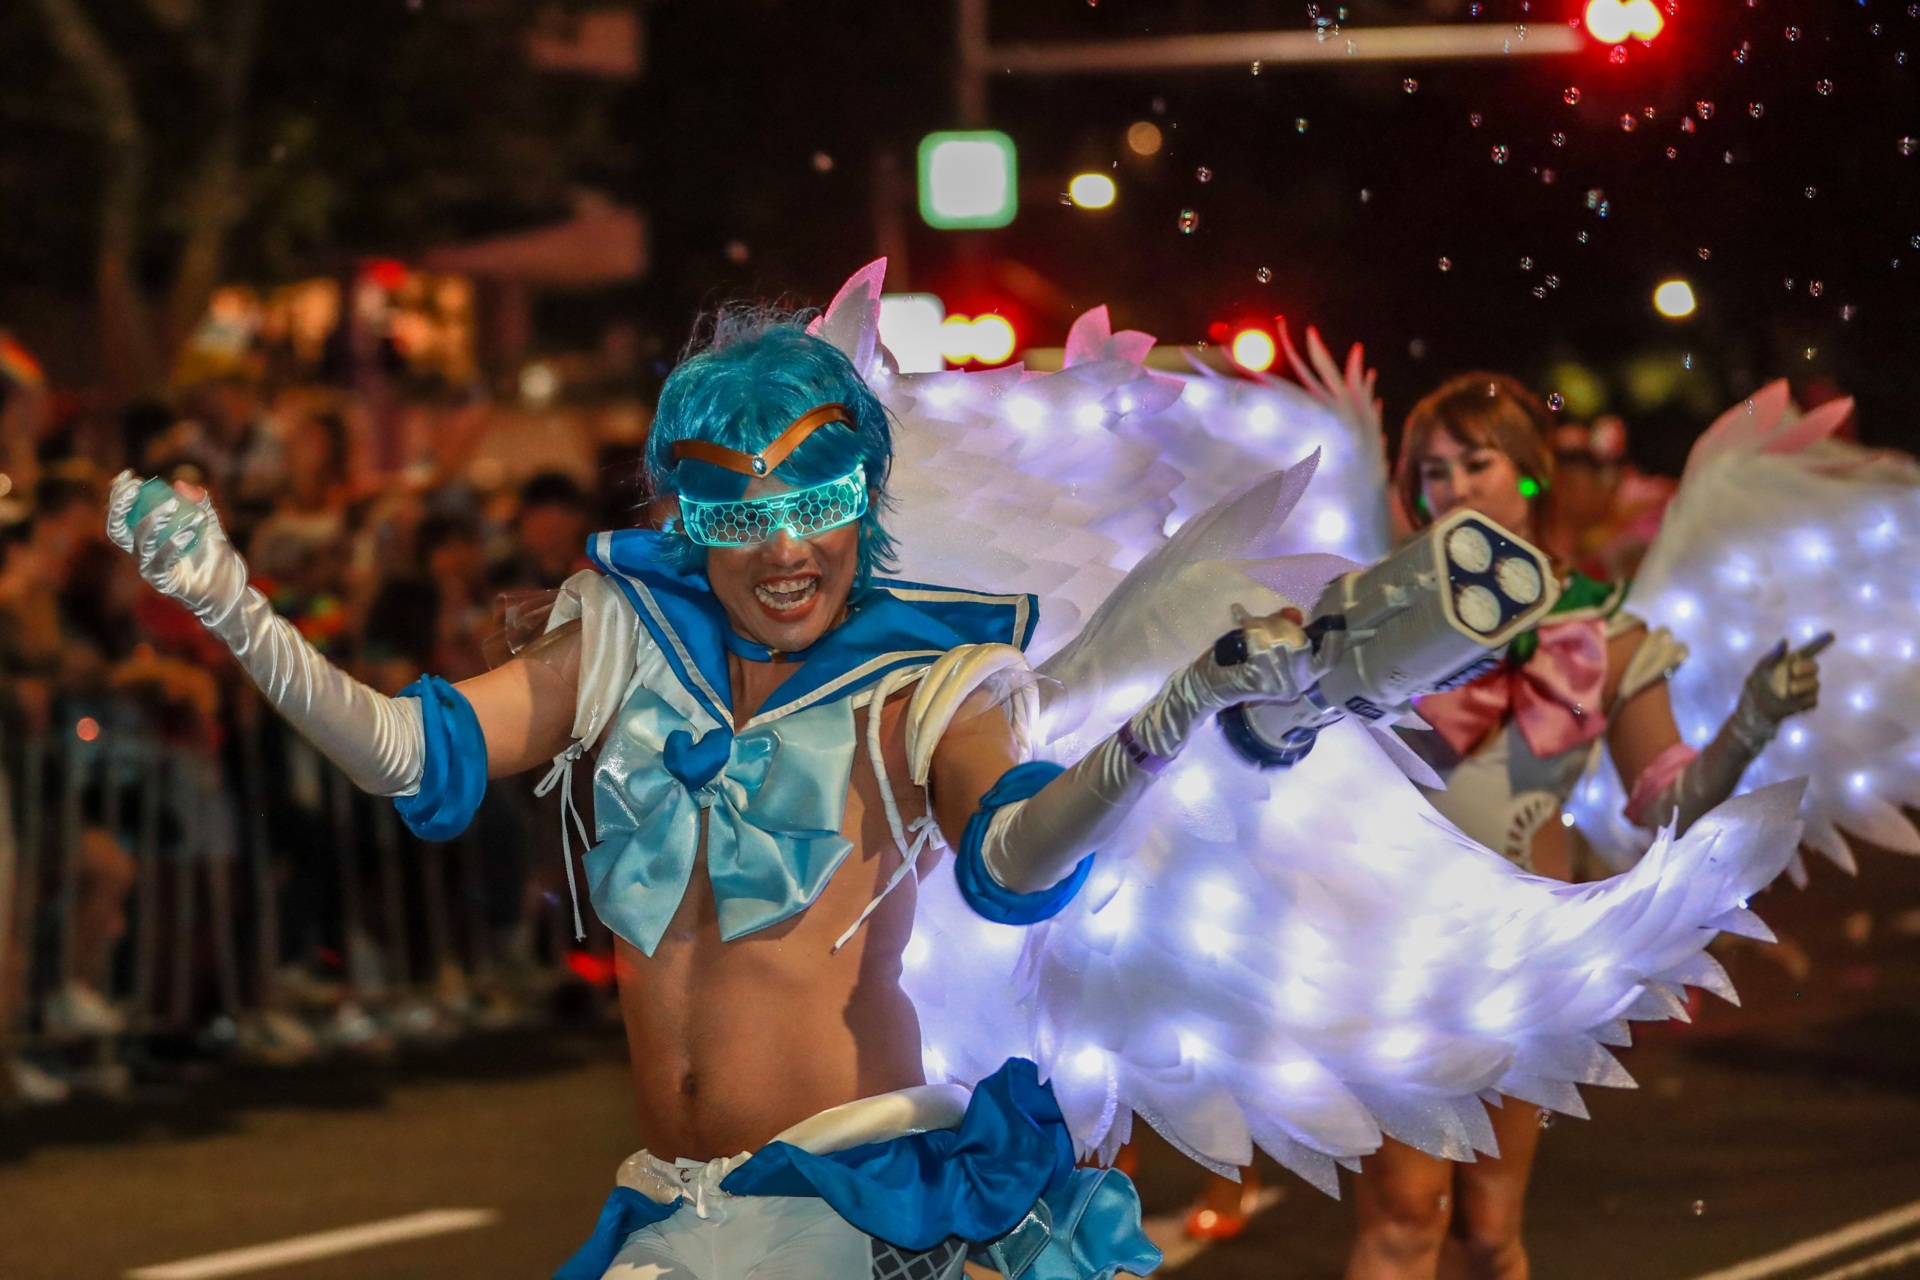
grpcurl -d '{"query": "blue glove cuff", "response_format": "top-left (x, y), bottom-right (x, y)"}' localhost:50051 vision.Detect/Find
top-left (393, 675), bottom-right (487, 841)
top-left (955, 761), bottom-right (1094, 926)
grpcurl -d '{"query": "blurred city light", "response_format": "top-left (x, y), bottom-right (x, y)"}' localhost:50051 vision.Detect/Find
top-left (1126, 121), bottom-right (1164, 156)
top-left (1623, 0), bottom-right (1665, 39)
top-left (1230, 328), bottom-right (1277, 372)
top-left (519, 361), bottom-right (559, 402)
top-left (1654, 279), bottom-right (1697, 318)
top-left (918, 131), bottom-right (1018, 229)
top-left (939, 313), bottom-right (1018, 366)
top-left (878, 293), bottom-right (946, 373)
top-left (969, 314), bottom-right (1018, 364)
top-left (1585, 0), bottom-right (1662, 43)
top-left (1584, 0), bottom-right (1631, 43)
top-left (1069, 173), bottom-right (1117, 209)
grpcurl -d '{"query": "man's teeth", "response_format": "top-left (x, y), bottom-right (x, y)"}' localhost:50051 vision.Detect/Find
top-left (755, 578), bottom-right (818, 611)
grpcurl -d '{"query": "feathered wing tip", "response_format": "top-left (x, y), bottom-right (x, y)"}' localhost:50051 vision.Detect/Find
top-left (1685, 378), bottom-right (1857, 477)
top-left (805, 257), bottom-right (889, 377)
top-left (1615, 380), bottom-right (1920, 875)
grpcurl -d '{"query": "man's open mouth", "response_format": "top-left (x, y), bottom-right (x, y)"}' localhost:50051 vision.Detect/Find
top-left (754, 575), bottom-right (820, 615)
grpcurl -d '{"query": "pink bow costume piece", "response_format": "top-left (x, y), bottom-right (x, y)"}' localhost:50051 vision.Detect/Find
top-left (1419, 618), bottom-right (1611, 760)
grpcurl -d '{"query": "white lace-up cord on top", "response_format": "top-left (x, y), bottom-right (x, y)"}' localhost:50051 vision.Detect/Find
top-left (535, 741), bottom-right (593, 940)
top-left (832, 666), bottom-right (944, 954)
top-left (617, 1150), bottom-right (751, 1219)
top-left (685, 1152), bottom-right (747, 1219)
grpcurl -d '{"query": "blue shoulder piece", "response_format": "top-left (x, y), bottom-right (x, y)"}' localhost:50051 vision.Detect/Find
top-left (955, 761), bottom-right (1094, 926)
top-left (393, 676), bottom-right (487, 842)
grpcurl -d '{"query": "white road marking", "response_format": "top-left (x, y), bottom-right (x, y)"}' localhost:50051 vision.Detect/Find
top-left (1145, 1187), bottom-right (1286, 1272)
top-left (1686, 1198), bottom-right (1920, 1280)
top-left (126, 1208), bottom-right (500, 1280)
top-left (1804, 1238), bottom-right (1920, 1280)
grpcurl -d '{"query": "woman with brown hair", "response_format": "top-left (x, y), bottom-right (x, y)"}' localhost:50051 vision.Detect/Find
top-left (1278, 340), bottom-right (1826, 1279)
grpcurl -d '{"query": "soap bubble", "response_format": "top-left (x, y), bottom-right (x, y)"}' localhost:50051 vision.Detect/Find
top-left (1564, 87), bottom-right (1581, 105)
top-left (1178, 209), bottom-right (1200, 234)
top-left (1438, 257), bottom-right (1453, 271)
top-left (1492, 144), bottom-right (1510, 163)
top-left (1256, 266), bottom-right (1273, 284)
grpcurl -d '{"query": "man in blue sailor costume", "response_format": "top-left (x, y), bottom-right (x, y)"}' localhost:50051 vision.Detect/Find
top-left (107, 310), bottom-right (1328, 1279)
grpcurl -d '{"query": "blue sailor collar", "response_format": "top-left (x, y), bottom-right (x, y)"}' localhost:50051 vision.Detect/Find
top-left (586, 528), bottom-right (1037, 728)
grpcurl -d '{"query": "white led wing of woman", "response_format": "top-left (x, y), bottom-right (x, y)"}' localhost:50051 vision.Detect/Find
top-left (1568, 381), bottom-right (1920, 883)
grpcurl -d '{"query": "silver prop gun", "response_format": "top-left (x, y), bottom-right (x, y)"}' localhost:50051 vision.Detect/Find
top-left (1216, 509), bottom-right (1562, 767)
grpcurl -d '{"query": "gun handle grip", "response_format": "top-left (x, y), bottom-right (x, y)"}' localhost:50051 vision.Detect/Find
top-left (1213, 629), bottom-right (1249, 667)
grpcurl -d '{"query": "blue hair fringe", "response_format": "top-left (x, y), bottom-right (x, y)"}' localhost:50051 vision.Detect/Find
top-left (646, 307), bottom-right (898, 589)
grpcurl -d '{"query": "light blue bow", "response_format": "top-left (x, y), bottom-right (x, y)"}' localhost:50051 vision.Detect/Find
top-left (586, 684), bottom-right (858, 956)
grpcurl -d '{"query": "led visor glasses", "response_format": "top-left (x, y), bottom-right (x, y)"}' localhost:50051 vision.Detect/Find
top-left (668, 402), bottom-right (870, 547)
top-left (677, 469), bottom-right (869, 547)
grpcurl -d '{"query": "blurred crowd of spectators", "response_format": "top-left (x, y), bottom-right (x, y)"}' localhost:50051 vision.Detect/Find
top-left (0, 353), bottom-right (652, 1104)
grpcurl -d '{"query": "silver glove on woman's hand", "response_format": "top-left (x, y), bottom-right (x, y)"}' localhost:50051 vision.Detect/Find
top-left (1640, 633), bottom-right (1828, 835)
top-left (106, 472), bottom-right (424, 797)
top-left (983, 605), bottom-right (1318, 894)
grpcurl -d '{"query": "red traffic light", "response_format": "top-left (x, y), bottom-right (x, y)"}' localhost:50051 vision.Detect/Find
top-left (1585, 0), bottom-right (1663, 44)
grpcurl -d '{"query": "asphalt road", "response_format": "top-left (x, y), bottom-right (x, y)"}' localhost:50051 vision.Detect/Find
top-left (5, 847), bottom-right (1920, 1280)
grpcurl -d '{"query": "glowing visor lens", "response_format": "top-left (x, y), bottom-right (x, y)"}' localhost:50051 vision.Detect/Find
top-left (677, 469), bottom-right (869, 547)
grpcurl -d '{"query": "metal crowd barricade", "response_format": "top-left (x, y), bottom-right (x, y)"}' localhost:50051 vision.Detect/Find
top-left (2, 697), bottom-right (594, 1098)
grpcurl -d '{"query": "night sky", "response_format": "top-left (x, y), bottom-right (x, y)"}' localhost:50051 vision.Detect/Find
top-left (634, 0), bottom-right (1920, 471)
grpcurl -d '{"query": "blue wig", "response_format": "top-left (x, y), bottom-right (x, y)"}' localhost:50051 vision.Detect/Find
top-left (647, 307), bottom-right (897, 587)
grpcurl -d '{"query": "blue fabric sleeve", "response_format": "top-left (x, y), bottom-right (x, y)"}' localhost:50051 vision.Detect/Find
top-left (954, 760), bottom-right (1095, 926)
top-left (393, 676), bottom-right (488, 842)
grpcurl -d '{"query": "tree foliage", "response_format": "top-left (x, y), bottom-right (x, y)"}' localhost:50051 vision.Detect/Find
top-left (0, 0), bottom-right (630, 397)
